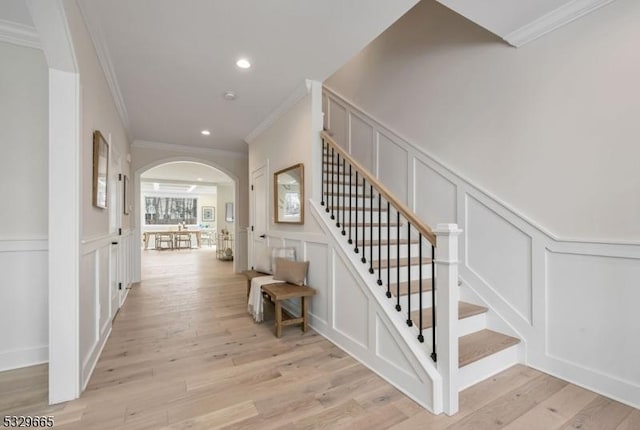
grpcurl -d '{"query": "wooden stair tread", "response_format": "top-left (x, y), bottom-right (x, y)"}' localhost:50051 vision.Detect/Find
top-left (372, 256), bottom-right (431, 269)
top-left (459, 329), bottom-right (520, 368)
top-left (390, 279), bottom-right (433, 297)
top-left (411, 301), bottom-right (486, 329)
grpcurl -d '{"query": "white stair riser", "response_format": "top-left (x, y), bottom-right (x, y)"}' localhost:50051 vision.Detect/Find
top-left (350, 242), bottom-right (420, 260)
top-left (457, 343), bottom-right (520, 392)
top-left (323, 197), bottom-right (381, 208)
top-left (340, 226), bottom-right (405, 240)
top-left (418, 313), bottom-right (487, 345)
top-left (377, 265), bottom-right (432, 283)
top-left (398, 290), bottom-right (433, 311)
top-left (327, 209), bottom-right (390, 224)
top-left (322, 184), bottom-right (368, 195)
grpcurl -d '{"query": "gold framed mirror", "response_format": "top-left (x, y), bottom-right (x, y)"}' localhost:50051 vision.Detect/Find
top-left (274, 163), bottom-right (304, 224)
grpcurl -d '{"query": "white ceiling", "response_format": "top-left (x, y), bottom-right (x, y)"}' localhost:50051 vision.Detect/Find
top-left (77, 0), bottom-right (420, 153)
top-left (3, 0), bottom-right (612, 151)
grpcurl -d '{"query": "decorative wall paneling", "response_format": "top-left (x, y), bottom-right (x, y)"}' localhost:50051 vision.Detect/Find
top-left (79, 230), bottom-right (134, 390)
top-left (323, 87), bottom-right (640, 408)
top-left (0, 239), bottom-right (48, 371)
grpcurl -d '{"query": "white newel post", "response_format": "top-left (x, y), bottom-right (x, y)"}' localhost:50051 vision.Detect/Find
top-left (434, 223), bottom-right (462, 416)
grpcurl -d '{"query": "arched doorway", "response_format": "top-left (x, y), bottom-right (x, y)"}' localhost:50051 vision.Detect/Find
top-left (133, 158), bottom-right (240, 279)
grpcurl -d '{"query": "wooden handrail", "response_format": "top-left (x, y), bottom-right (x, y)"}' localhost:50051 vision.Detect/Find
top-left (321, 131), bottom-right (437, 246)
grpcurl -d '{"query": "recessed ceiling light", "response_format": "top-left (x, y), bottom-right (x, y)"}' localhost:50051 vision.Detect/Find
top-left (197, 178), bottom-right (203, 182)
top-left (236, 58), bottom-right (251, 69)
top-left (223, 91), bottom-right (236, 101)
top-left (201, 130), bottom-right (211, 136)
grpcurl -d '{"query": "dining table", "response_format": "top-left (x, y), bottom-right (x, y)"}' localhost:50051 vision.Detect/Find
top-left (143, 230), bottom-right (202, 250)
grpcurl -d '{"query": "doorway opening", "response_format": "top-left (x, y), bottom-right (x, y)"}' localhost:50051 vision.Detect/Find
top-left (138, 161), bottom-right (236, 281)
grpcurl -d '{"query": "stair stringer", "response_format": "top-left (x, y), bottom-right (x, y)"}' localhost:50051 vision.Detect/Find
top-left (308, 200), bottom-right (444, 414)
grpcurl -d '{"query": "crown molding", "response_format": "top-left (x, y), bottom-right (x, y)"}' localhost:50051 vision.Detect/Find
top-left (76, 1), bottom-right (131, 140)
top-left (245, 79), bottom-right (313, 144)
top-left (0, 19), bottom-right (41, 50)
top-left (132, 139), bottom-right (248, 159)
top-left (504, 0), bottom-right (615, 47)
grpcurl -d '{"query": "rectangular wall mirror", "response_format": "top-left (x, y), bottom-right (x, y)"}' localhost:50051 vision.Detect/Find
top-left (274, 163), bottom-right (304, 224)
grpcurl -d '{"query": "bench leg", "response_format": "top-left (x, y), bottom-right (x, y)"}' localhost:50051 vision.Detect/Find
top-left (302, 297), bottom-right (309, 333)
top-left (274, 301), bottom-right (282, 338)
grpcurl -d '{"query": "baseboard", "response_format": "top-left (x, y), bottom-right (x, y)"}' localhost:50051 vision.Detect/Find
top-left (0, 346), bottom-right (48, 372)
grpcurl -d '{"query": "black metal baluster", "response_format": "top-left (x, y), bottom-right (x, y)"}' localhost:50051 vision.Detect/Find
top-left (336, 153), bottom-right (341, 227)
top-left (341, 158), bottom-right (346, 235)
top-left (418, 234), bottom-right (424, 343)
top-left (369, 185), bottom-right (374, 274)
top-left (386, 202), bottom-right (391, 298)
top-left (321, 139), bottom-right (325, 207)
top-left (361, 179), bottom-right (366, 264)
top-left (431, 245), bottom-right (437, 362)
top-left (407, 223), bottom-right (412, 327)
top-left (354, 172), bottom-right (359, 254)
top-left (395, 211), bottom-right (401, 312)
top-left (327, 146), bottom-right (336, 219)
top-left (348, 164), bottom-right (353, 244)
top-left (377, 193), bottom-right (382, 286)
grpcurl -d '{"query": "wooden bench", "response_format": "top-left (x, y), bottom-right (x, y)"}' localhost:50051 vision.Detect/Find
top-left (261, 283), bottom-right (316, 338)
top-left (242, 270), bottom-right (316, 338)
top-left (242, 270), bottom-right (269, 298)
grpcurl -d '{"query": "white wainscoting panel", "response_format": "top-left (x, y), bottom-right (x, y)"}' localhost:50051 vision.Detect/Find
top-left (350, 112), bottom-right (375, 172)
top-left (375, 316), bottom-right (418, 379)
top-left (547, 251), bottom-right (640, 386)
top-left (328, 99), bottom-right (348, 150)
top-left (0, 241), bottom-right (48, 371)
top-left (414, 158), bottom-right (457, 227)
top-left (333, 253), bottom-right (369, 349)
top-left (378, 133), bottom-right (408, 204)
top-left (323, 86), bottom-right (640, 408)
top-left (305, 241), bottom-right (328, 325)
top-left (466, 194), bottom-right (533, 324)
top-left (79, 250), bottom-right (98, 374)
top-left (78, 232), bottom-right (132, 390)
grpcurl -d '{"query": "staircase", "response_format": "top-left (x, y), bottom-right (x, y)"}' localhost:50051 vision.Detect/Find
top-left (319, 131), bottom-right (521, 413)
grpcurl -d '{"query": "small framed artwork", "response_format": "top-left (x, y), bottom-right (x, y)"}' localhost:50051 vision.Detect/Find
top-left (202, 206), bottom-right (215, 222)
top-left (92, 130), bottom-right (109, 209)
top-left (123, 174), bottom-right (130, 215)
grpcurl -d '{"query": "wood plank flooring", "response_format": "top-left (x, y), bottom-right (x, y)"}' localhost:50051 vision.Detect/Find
top-left (0, 248), bottom-right (637, 429)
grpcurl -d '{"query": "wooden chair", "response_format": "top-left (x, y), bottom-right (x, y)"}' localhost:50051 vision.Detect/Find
top-left (174, 232), bottom-right (192, 249)
top-left (155, 233), bottom-right (173, 250)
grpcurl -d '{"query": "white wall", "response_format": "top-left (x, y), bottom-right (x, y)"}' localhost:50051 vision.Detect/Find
top-left (325, 0), bottom-right (640, 243)
top-left (0, 41), bottom-right (49, 371)
top-left (323, 88), bottom-right (640, 408)
top-left (63, 0), bottom-right (132, 390)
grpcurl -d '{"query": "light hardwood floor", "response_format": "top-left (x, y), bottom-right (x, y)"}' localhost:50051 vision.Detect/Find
top-left (1, 248), bottom-right (637, 429)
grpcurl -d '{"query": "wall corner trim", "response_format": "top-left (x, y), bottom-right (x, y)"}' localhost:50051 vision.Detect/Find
top-left (504, 0), bottom-right (615, 47)
top-left (244, 79), bottom-right (313, 144)
top-left (0, 19), bottom-right (41, 50)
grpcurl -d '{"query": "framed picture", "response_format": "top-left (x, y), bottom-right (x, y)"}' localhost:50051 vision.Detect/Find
top-left (92, 130), bottom-right (109, 209)
top-left (123, 174), bottom-right (130, 215)
top-left (202, 206), bottom-right (215, 222)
